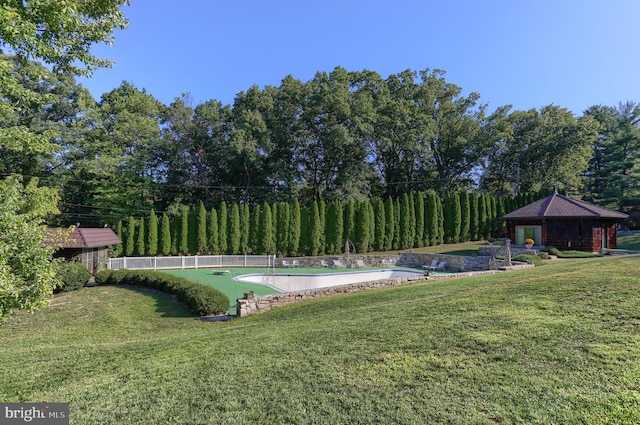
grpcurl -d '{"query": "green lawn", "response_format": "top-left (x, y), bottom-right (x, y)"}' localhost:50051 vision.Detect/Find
top-left (1, 256), bottom-right (639, 424)
top-left (618, 231), bottom-right (640, 251)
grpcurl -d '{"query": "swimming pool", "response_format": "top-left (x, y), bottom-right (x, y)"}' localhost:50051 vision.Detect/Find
top-left (234, 269), bottom-right (424, 292)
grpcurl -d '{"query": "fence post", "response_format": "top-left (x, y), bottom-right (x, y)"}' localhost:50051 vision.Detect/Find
top-left (195, 255), bottom-right (198, 270)
top-left (181, 256), bottom-right (185, 269)
top-left (123, 257), bottom-right (127, 270)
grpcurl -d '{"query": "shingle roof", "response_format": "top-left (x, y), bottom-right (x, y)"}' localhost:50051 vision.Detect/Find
top-left (501, 193), bottom-right (629, 220)
top-left (45, 227), bottom-right (122, 249)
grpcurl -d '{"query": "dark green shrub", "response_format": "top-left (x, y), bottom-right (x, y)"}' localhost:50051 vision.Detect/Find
top-left (56, 262), bottom-right (91, 292)
top-left (537, 251), bottom-right (550, 260)
top-left (512, 254), bottom-right (542, 266)
top-left (94, 269), bottom-right (229, 315)
top-left (541, 246), bottom-right (561, 256)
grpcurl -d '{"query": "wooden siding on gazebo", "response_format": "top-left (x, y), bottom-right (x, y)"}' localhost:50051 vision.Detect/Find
top-left (45, 227), bottom-right (122, 273)
top-left (501, 193), bottom-right (628, 253)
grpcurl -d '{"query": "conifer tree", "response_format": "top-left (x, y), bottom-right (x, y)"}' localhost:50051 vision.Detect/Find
top-left (188, 207), bottom-right (198, 254)
top-left (113, 220), bottom-right (123, 257)
top-left (326, 200), bottom-right (343, 254)
top-left (170, 215), bottom-right (179, 255)
top-left (208, 207), bottom-right (219, 254)
top-left (319, 200), bottom-right (327, 255)
top-left (249, 205), bottom-right (261, 254)
top-left (436, 195), bottom-right (445, 245)
top-left (451, 192), bottom-right (462, 243)
top-left (276, 202), bottom-right (290, 256)
top-left (469, 193), bottom-right (479, 241)
top-left (179, 206), bottom-right (189, 255)
top-left (408, 192), bottom-right (417, 247)
top-left (218, 201), bottom-right (228, 254)
top-left (399, 193), bottom-right (412, 249)
top-left (289, 200), bottom-right (301, 256)
top-left (374, 198), bottom-right (386, 251)
top-left (355, 200), bottom-right (372, 253)
top-left (489, 196), bottom-right (498, 236)
top-left (384, 197), bottom-right (395, 251)
top-left (368, 200), bottom-right (375, 250)
top-left (299, 206), bottom-right (309, 256)
top-left (240, 203), bottom-right (250, 255)
top-left (309, 201), bottom-right (322, 256)
top-left (136, 217), bottom-right (146, 256)
top-left (260, 202), bottom-right (275, 254)
top-left (125, 215), bottom-right (135, 256)
top-left (478, 195), bottom-right (488, 240)
top-left (343, 199), bottom-right (356, 245)
top-left (148, 209), bottom-right (158, 256)
top-left (459, 191), bottom-right (470, 242)
top-left (160, 213), bottom-right (171, 256)
top-left (393, 197), bottom-right (401, 249)
top-left (426, 191), bottom-right (438, 246)
top-left (414, 192), bottom-right (425, 247)
top-left (229, 203), bottom-right (241, 255)
top-left (197, 202), bottom-right (208, 254)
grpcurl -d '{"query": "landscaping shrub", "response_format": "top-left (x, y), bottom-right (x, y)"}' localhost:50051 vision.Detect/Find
top-left (512, 254), bottom-right (542, 266)
top-left (94, 270), bottom-right (229, 315)
top-left (56, 262), bottom-right (91, 292)
top-left (537, 251), bottom-right (550, 260)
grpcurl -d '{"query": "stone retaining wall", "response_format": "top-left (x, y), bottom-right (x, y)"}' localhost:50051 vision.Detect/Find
top-left (235, 266), bottom-right (532, 318)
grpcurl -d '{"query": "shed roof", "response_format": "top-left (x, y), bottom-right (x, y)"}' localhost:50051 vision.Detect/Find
top-left (501, 193), bottom-right (629, 220)
top-left (46, 227), bottom-right (122, 249)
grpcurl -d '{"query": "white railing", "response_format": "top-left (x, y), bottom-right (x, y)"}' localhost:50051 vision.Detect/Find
top-left (108, 255), bottom-right (276, 271)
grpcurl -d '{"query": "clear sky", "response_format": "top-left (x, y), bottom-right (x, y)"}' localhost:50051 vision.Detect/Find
top-left (79, 0), bottom-right (640, 115)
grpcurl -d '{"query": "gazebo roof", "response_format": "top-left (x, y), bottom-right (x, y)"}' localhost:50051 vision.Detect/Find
top-left (501, 193), bottom-right (629, 220)
top-left (45, 227), bottom-right (122, 249)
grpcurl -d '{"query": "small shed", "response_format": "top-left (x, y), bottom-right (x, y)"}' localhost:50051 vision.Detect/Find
top-left (501, 193), bottom-right (628, 252)
top-left (46, 227), bottom-right (122, 274)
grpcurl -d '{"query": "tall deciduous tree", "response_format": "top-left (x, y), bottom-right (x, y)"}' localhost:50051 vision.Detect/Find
top-left (0, 0), bottom-right (129, 318)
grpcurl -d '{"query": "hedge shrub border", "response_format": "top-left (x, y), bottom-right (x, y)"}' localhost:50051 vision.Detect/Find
top-left (95, 269), bottom-right (230, 316)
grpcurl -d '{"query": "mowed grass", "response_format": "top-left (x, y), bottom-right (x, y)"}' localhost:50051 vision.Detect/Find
top-left (1, 256), bottom-right (640, 424)
top-left (619, 232), bottom-right (640, 251)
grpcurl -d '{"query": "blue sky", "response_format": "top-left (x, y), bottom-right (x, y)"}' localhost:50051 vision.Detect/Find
top-left (79, 0), bottom-right (640, 115)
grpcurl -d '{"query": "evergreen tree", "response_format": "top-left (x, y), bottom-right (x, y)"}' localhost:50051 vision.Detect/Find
top-left (260, 202), bottom-right (275, 254)
top-left (299, 206), bottom-right (309, 256)
top-left (148, 209), bottom-right (158, 256)
top-left (319, 200), bottom-right (326, 255)
top-left (399, 193), bottom-right (412, 249)
top-left (179, 205), bottom-right (189, 255)
top-left (170, 215), bottom-right (179, 255)
top-left (451, 192), bottom-right (462, 243)
top-left (436, 195), bottom-right (445, 245)
top-left (367, 200), bottom-right (375, 251)
top-left (309, 201), bottom-right (322, 256)
top-left (276, 202), bottom-right (290, 256)
top-left (478, 194), bottom-right (487, 240)
top-left (469, 192), bottom-right (479, 241)
top-left (393, 197), bottom-right (401, 250)
top-left (208, 207), bottom-right (219, 254)
top-left (343, 199), bottom-right (356, 245)
top-left (459, 191), bottom-right (470, 242)
top-left (160, 213), bottom-right (171, 256)
top-left (443, 194), bottom-right (453, 243)
top-left (136, 217), bottom-right (146, 256)
top-left (188, 207), bottom-right (198, 255)
top-left (374, 198), bottom-right (386, 251)
top-left (414, 192), bottom-right (425, 247)
top-left (249, 205), bottom-right (261, 254)
top-left (197, 202), bottom-right (208, 254)
top-left (229, 203), bottom-right (241, 254)
top-left (426, 191), bottom-right (438, 246)
top-left (354, 200), bottom-right (372, 253)
top-left (113, 220), bottom-right (123, 257)
top-left (326, 200), bottom-right (343, 254)
top-left (125, 215), bottom-right (135, 256)
top-left (497, 197), bottom-right (506, 236)
top-left (218, 201), bottom-right (228, 254)
top-left (240, 203), bottom-right (250, 255)
top-left (289, 200), bottom-right (301, 256)
top-left (384, 197), bottom-right (395, 251)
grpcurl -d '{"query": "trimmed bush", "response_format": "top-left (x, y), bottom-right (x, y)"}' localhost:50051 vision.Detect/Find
top-left (95, 270), bottom-right (229, 315)
top-left (56, 262), bottom-right (91, 292)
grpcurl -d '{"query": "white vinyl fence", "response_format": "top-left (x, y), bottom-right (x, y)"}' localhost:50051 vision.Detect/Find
top-left (108, 255), bottom-right (276, 271)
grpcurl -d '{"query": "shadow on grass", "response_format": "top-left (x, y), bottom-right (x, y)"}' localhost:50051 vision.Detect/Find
top-left (115, 284), bottom-right (195, 319)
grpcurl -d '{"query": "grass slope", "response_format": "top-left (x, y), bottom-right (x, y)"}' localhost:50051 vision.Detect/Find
top-left (1, 256), bottom-right (639, 424)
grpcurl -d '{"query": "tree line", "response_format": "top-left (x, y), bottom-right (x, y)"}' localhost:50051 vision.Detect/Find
top-left (3, 59), bottom-right (638, 228)
top-left (115, 191), bottom-right (542, 258)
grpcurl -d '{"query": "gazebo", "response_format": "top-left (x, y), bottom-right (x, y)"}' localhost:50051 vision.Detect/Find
top-left (46, 227), bottom-right (122, 274)
top-left (501, 193), bottom-right (628, 253)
